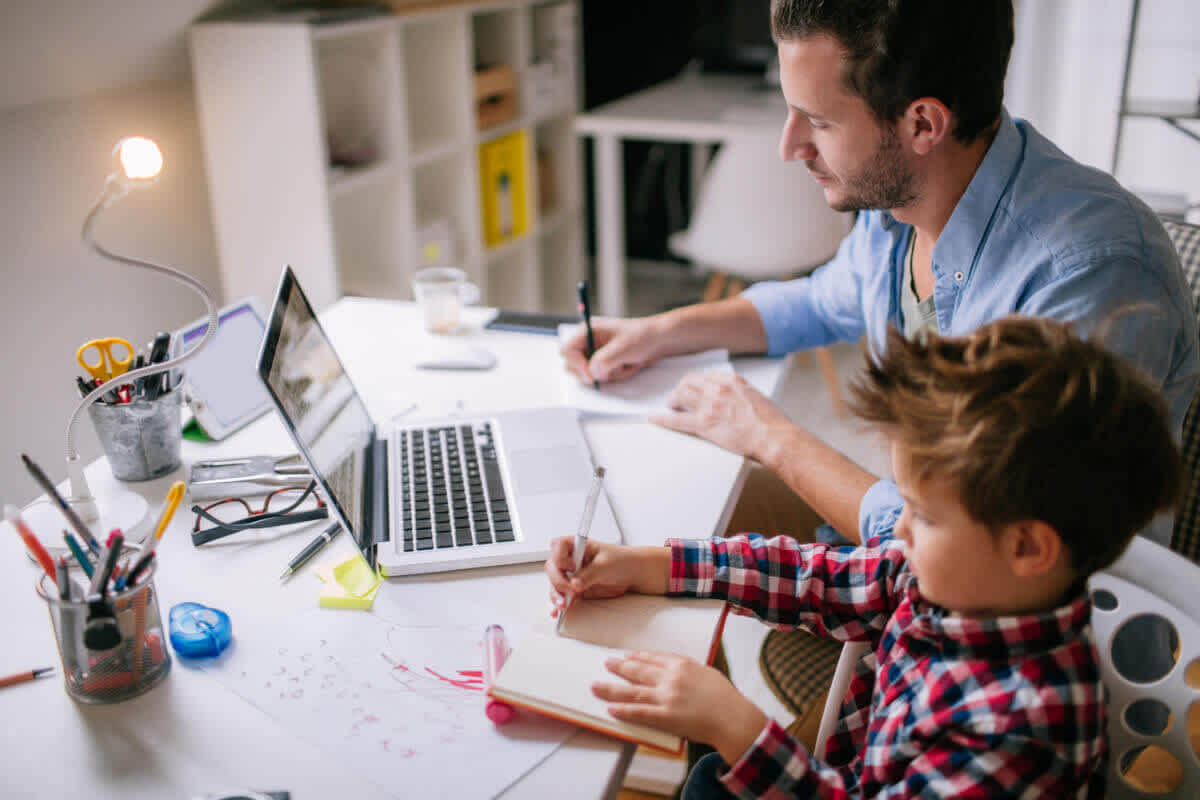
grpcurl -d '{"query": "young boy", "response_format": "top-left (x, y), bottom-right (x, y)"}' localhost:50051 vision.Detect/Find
top-left (545, 316), bottom-right (1181, 798)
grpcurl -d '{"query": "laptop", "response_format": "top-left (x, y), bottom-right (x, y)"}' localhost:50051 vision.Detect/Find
top-left (257, 266), bottom-right (622, 576)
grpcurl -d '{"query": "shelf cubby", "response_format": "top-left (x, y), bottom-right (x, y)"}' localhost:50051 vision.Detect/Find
top-left (403, 12), bottom-right (471, 159)
top-left (332, 178), bottom-right (414, 300)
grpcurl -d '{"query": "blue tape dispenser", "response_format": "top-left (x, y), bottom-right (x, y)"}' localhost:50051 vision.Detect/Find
top-left (169, 602), bottom-right (233, 658)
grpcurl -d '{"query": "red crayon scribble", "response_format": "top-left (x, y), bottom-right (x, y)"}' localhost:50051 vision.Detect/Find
top-left (424, 667), bottom-right (485, 691)
top-left (458, 670), bottom-right (483, 678)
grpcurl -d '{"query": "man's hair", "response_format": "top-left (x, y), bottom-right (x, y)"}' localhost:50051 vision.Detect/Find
top-left (770, 0), bottom-right (1014, 144)
top-left (849, 316), bottom-right (1182, 576)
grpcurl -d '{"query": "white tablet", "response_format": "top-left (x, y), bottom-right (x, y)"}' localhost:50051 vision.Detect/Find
top-left (173, 297), bottom-right (273, 441)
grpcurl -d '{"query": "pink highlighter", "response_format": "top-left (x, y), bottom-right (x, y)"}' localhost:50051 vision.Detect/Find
top-left (483, 624), bottom-right (516, 725)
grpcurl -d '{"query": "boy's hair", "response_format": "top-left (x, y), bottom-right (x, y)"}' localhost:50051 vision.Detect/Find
top-left (849, 316), bottom-right (1182, 576)
top-left (769, 0), bottom-right (1013, 145)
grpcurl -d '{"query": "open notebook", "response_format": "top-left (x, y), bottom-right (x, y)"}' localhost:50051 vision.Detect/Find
top-left (487, 594), bottom-right (729, 753)
top-left (558, 324), bottom-right (734, 416)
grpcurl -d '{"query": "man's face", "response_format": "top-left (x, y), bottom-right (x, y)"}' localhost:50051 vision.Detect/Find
top-left (776, 35), bottom-right (918, 212)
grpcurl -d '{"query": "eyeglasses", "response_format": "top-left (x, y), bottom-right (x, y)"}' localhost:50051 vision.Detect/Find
top-left (191, 482), bottom-right (328, 546)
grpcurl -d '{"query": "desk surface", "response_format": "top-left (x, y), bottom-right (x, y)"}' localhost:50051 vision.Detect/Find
top-left (1, 298), bottom-right (789, 800)
top-left (576, 72), bottom-right (785, 142)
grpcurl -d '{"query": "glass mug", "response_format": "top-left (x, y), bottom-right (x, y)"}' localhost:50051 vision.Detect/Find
top-left (412, 267), bottom-right (480, 333)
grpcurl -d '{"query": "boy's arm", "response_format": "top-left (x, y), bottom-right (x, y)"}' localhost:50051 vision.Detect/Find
top-left (666, 534), bottom-right (907, 641)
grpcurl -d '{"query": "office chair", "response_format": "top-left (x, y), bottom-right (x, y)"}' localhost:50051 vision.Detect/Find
top-left (667, 130), bottom-right (854, 414)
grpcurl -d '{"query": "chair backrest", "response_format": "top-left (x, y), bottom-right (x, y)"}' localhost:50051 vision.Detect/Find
top-left (667, 131), bottom-right (853, 279)
top-left (1089, 534), bottom-right (1200, 798)
top-left (1163, 218), bottom-right (1200, 563)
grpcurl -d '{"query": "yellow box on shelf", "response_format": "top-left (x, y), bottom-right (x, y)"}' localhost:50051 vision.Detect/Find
top-left (479, 130), bottom-right (530, 248)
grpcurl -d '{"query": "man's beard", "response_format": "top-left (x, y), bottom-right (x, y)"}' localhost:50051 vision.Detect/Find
top-left (824, 126), bottom-right (919, 212)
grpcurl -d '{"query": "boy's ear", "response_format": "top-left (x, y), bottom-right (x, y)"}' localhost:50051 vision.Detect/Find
top-left (901, 97), bottom-right (952, 156)
top-left (1005, 520), bottom-right (1065, 578)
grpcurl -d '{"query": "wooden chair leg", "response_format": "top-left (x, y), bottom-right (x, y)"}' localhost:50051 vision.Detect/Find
top-left (814, 346), bottom-right (846, 418)
top-left (725, 277), bottom-right (745, 296)
top-left (701, 271), bottom-right (728, 303)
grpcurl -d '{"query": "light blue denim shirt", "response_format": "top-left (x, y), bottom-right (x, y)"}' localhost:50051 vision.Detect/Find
top-left (743, 110), bottom-right (1199, 546)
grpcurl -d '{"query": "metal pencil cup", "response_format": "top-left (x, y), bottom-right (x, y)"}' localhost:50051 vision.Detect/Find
top-left (86, 388), bottom-right (182, 481)
top-left (35, 555), bottom-right (171, 704)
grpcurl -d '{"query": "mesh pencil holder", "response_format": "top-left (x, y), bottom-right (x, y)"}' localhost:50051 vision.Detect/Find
top-left (35, 553), bottom-right (171, 704)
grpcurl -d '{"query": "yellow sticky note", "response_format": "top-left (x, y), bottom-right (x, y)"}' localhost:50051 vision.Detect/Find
top-left (317, 554), bottom-right (382, 610)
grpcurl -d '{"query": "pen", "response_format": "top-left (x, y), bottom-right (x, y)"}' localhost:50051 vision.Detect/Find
top-left (483, 624), bottom-right (516, 724)
top-left (89, 529), bottom-right (123, 596)
top-left (0, 667), bottom-right (55, 690)
top-left (577, 280), bottom-right (599, 390)
top-left (143, 332), bottom-right (171, 401)
top-left (5, 504), bottom-right (57, 581)
top-left (63, 531), bottom-right (95, 579)
top-left (20, 453), bottom-right (101, 552)
top-left (556, 465), bottom-right (606, 636)
top-left (279, 521), bottom-right (341, 581)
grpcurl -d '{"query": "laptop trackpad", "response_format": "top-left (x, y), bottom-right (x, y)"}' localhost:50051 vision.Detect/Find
top-left (508, 446), bottom-right (591, 496)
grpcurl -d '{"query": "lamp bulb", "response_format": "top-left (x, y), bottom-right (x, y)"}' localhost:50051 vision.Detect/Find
top-left (115, 136), bottom-right (163, 181)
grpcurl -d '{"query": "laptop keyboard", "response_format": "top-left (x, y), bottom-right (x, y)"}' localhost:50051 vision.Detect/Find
top-left (397, 422), bottom-right (514, 552)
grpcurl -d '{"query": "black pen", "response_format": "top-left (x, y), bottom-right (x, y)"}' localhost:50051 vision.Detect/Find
top-left (577, 280), bottom-right (599, 389)
top-left (143, 332), bottom-right (171, 401)
top-left (279, 522), bottom-right (341, 581)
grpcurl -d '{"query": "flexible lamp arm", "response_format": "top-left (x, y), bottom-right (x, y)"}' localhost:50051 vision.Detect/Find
top-left (65, 145), bottom-right (219, 519)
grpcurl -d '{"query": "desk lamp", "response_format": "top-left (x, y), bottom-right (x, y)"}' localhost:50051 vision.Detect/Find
top-left (58, 137), bottom-right (219, 530)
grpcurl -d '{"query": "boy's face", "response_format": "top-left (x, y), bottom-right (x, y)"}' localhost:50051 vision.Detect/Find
top-left (776, 35), bottom-right (918, 212)
top-left (890, 443), bottom-right (1013, 616)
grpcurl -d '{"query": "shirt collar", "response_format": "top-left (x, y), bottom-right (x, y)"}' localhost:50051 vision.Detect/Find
top-left (930, 108), bottom-right (1025, 278)
top-left (908, 586), bottom-right (1092, 661)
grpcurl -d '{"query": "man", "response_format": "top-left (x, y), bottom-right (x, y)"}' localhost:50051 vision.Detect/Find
top-left (563, 0), bottom-right (1198, 549)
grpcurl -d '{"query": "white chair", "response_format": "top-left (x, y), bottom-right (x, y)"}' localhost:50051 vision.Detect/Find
top-left (668, 130), bottom-right (855, 414)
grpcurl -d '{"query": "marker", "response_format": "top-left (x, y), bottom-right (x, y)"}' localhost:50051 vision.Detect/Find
top-left (63, 531), bottom-right (95, 579)
top-left (5, 504), bottom-right (57, 581)
top-left (577, 280), bottom-right (599, 390)
top-left (0, 667), bottom-right (55, 690)
top-left (20, 453), bottom-right (101, 552)
top-left (556, 465), bottom-right (606, 636)
top-left (279, 521), bottom-right (341, 581)
top-left (150, 481), bottom-right (186, 545)
top-left (483, 624), bottom-right (515, 724)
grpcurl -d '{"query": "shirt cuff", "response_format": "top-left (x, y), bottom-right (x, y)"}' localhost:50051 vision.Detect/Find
top-left (667, 537), bottom-right (716, 596)
top-left (859, 479), bottom-right (903, 542)
top-left (741, 281), bottom-right (810, 357)
top-left (721, 718), bottom-right (807, 797)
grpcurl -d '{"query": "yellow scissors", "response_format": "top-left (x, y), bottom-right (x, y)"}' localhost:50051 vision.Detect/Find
top-left (77, 337), bottom-right (133, 383)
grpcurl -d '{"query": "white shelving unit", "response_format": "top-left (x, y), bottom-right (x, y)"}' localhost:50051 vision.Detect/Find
top-left (190, 0), bottom-right (585, 314)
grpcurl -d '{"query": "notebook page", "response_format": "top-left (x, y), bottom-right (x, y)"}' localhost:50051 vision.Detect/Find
top-left (558, 324), bottom-right (733, 416)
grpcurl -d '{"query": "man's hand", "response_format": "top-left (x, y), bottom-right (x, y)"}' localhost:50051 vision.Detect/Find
top-left (652, 371), bottom-right (795, 462)
top-left (545, 539), bottom-right (670, 616)
top-left (592, 651), bottom-right (769, 765)
top-left (560, 317), bottom-right (664, 385)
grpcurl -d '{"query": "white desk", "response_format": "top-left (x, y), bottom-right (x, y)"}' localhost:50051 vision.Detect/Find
top-left (1, 298), bottom-right (789, 800)
top-left (575, 72), bottom-right (786, 316)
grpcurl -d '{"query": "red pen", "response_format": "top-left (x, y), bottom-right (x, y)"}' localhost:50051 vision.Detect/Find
top-left (5, 504), bottom-right (56, 581)
top-left (483, 624), bottom-right (516, 724)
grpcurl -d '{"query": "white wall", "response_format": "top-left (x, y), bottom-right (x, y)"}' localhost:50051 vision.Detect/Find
top-left (1007, 0), bottom-right (1200, 215)
top-left (0, 1), bottom-right (221, 504)
top-left (0, 83), bottom-right (221, 503)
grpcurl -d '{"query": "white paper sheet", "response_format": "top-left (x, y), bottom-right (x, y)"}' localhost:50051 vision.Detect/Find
top-left (558, 324), bottom-right (734, 416)
top-left (196, 603), bottom-right (573, 799)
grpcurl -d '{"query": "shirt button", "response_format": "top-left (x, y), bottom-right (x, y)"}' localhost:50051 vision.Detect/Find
top-left (953, 271), bottom-right (965, 282)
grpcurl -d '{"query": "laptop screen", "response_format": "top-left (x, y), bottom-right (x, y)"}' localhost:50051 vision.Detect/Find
top-left (258, 267), bottom-right (375, 560)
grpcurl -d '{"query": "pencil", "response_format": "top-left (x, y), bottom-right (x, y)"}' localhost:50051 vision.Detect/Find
top-left (0, 667), bottom-right (54, 690)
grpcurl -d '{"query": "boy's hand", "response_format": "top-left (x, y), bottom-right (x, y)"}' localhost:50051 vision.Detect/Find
top-left (545, 539), bottom-right (670, 616)
top-left (592, 652), bottom-right (769, 765)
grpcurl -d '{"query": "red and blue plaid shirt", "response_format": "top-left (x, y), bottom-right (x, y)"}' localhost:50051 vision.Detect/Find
top-left (667, 534), bottom-right (1107, 798)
